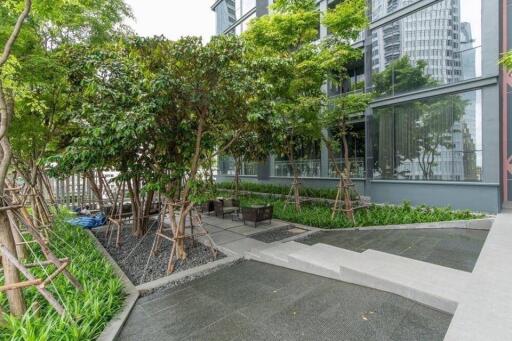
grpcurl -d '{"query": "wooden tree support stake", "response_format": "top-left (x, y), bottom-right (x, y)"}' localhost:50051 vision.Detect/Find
top-left (0, 244), bottom-right (65, 315)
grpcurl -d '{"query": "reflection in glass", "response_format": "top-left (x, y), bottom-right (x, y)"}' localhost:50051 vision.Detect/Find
top-left (371, 0), bottom-right (482, 97)
top-left (372, 90), bottom-right (482, 181)
top-left (371, 0), bottom-right (421, 21)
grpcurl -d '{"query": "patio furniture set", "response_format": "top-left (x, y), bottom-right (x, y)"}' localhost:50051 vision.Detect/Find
top-left (202, 198), bottom-right (273, 227)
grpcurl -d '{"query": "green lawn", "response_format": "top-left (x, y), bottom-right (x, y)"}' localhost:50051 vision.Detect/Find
top-left (0, 213), bottom-right (125, 341)
top-left (237, 194), bottom-right (483, 229)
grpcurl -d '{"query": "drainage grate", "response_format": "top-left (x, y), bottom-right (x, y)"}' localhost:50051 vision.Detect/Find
top-left (250, 226), bottom-right (307, 243)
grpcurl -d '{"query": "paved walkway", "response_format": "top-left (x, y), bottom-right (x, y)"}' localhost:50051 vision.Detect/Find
top-left (199, 214), bottom-right (311, 256)
top-left (119, 261), bottom-right (451, 341)
top-left (301, 228), bottom-right (488, 272)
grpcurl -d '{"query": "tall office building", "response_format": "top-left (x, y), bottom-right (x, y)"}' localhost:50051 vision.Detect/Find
top-left (212, 0), bottom-right (512, 213)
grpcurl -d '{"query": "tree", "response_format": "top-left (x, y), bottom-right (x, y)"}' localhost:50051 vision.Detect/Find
top-left (57, 35), bottom-right (258, 266)
top-left (0, 0), bottom-right (32, 319)
top-left (53, 39), bottom-right (155, 237)
top-left (322, 93), bottom-right (372, 220)
top-left (4, 0), bottom-right (132, 215)
top-left (146, 36), bottom-right (257, 265)
top-left (243, 0), bottom-right (325, 210)
top-left (244, 0), bottom-right (368, 210)
top-left (500, 51), bottom-right (512, 70)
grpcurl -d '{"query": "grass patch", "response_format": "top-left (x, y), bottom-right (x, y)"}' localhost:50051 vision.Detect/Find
top-left (237, 194), bottom-right (484, 229)
top-left (0, 212), bottom-right (125, 340)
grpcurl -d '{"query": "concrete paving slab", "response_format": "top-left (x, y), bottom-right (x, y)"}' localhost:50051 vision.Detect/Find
top-left (218, 237), bottom-right (267, 255)
top-left (206, 230), bottom-right (245, 245)
top-left (202, 215), bottom-right (244, 229)
top-left (444, 210), bottom-right (512, 341)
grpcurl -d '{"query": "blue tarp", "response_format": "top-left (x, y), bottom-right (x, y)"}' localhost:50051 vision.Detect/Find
top-left (68, 213), bottom-right (107, 229)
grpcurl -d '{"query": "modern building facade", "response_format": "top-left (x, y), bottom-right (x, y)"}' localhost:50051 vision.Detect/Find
top-left (212, 0), bottom-right (512, 213)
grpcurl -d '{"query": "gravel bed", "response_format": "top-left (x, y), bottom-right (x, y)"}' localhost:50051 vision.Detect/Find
top-left (250, 226), bottom-right (308, 243)
top-left (93, 221), bottom-right (225, 286)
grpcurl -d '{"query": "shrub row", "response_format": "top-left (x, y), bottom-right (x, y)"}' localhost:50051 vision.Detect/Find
top-left (216, 181), bottom-right (339, 200)
top-left (237, 194), bottom-right (483, 229)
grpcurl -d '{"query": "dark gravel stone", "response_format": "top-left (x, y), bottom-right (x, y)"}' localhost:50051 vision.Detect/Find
top-left (250, 226), bottom-right (307, 243)
top-left (93, 221), bottom-right (225, 286)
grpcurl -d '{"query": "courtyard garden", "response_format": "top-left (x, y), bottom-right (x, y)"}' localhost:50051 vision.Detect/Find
top-left (0, 0), bottom-right (496, 340)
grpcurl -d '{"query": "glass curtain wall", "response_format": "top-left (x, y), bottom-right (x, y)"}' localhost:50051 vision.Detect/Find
top-left (371, 0), bottom-right (482, 97)
top-left (372, 89), bottom-right (482, 181)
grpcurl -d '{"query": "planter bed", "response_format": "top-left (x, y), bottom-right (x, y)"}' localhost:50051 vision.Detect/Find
top-left (234, 194), bottom-right (486, 230)
top-left (93, 224), bottom-right (226, 286)
top-left (0, 214), bottom-right (125, 340)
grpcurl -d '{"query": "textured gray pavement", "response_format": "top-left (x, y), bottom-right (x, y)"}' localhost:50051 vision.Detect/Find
top-left (300, 228), bottom-right (488, 272)
top-left (119, 261), bottom-right (451, 341)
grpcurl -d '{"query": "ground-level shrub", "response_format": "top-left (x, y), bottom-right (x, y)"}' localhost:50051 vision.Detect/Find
top-left (216, 181), bottom-right (339, 200)
top-left (0, 213), bottom-right (125, 341)
top-left (236, 194), bottom-right (484, 229)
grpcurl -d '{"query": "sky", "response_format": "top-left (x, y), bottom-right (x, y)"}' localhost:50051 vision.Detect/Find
top-left (124, 0), bottom-right (216, 42)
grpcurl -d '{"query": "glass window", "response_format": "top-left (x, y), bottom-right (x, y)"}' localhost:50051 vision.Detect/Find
top-left (371, 0), bottom-right (482, 97)
top-left (215, 0), bottom-right (237, 34)
top-left (372, 90), bottom-right (482, 181)
top-left (371, 0), bottom-right (422, 21)
top-left (328, 122), bottom-right (366, 178)
top-left (272, 141), bottom-right (322, 177)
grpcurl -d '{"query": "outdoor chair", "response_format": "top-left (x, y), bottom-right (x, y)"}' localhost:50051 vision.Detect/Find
top-left (214, 198), bottom-right (240, 218)
top-left (242, 204), bottom-right (273, 227)
top-left (200, 200), bottom-right (216, 215)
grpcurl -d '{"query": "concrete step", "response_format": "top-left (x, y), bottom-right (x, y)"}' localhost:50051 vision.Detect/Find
top-left (337, 249), bottom-right (471, 313)
top-left (287, 243), bottom-right (362, 280)
top-left (246, 241), bottom-right (310, 268)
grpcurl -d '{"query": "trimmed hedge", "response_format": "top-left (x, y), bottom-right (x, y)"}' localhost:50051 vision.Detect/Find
top-left (0, 212), bottom-right (125, 340)
top-left (216, 181), bottom-right (339, 200)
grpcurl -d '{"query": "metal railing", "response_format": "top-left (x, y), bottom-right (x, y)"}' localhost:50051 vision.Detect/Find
top-left (328, 158), bottom-right (366, 179)
top-left (272, 159), bottom-right (321, 178)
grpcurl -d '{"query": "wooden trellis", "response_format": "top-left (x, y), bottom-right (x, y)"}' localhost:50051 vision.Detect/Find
top-left (151, 201), bottom-right (217, 274)
top-left (0, 187), bottom-right (82, 316)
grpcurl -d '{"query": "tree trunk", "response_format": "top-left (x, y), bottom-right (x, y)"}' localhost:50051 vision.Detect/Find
top-left (85, 171), bottom-right (103, 209)
top-left (142, 190), bottom-right (155, 230)
top-left (127, 178), bottom-right (143, 237)
top-left (341, 132), bottom-right (354, 222)
top-left (287, 143), bottom-right (301, 211)
top-left (0, 211), bottom-right (26, 316)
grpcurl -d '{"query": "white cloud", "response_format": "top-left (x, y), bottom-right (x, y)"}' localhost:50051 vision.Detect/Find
top-left (124, 0), bottom-right (216, 43)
